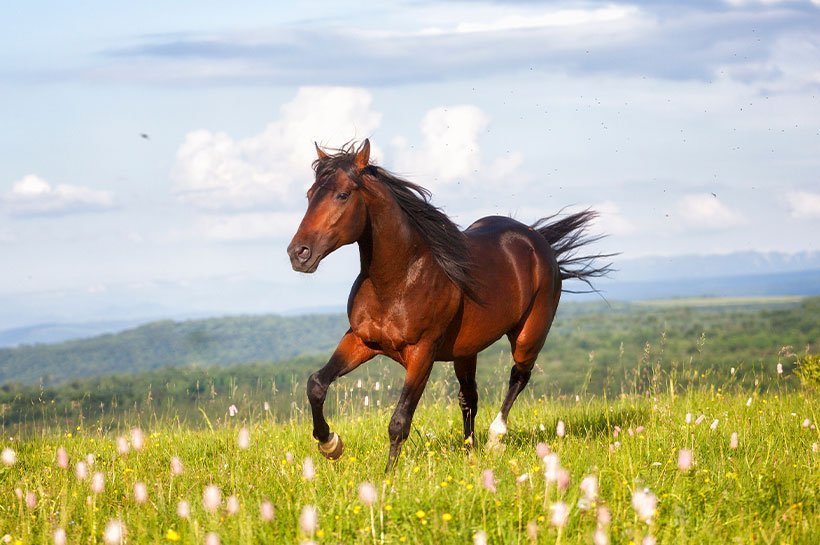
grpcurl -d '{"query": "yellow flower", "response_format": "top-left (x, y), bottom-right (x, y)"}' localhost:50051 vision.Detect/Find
top-left (441, 513), bottom-right (452, 522)
top-left (316, 530), bottom-right (325, 538)
top-left (385, 505), bottom-right (393, 512)
top-left (399, 537), bottom-right (407, 542)
top-left (416, 510), bottom-right (426, 519)
top-left (466, 484), bottom-right (474, 490)
top-left (353, 505), bottom-right (361, 514)
top-left (440, 481), bottom-right (449, 488)
top-left (165, 529), bottom-right (181, 541)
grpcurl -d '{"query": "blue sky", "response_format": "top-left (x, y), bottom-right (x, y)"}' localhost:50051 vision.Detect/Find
top-left (1, 1), bottom-right (819, 328)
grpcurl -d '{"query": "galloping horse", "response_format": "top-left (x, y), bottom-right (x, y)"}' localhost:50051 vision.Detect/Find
top-left (288, 140), bottom-right (611, 471)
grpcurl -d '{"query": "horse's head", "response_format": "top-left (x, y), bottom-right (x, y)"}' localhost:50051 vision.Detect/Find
top-left (288, 140), bottom-right (371, 273)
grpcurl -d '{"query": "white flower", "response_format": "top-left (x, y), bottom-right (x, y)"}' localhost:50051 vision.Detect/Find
top-left (1, 448), bottom-right (16, 466)
top-left (130, 427), bottom-right (145, 451)
top-left (730, 432), bottom-right (739, 449)
top-left (56, 447), bottom-right (69, 469)
top-left (238, 427), bottom-right (250, 450)
top-left (116, 436), bottom-right (130, 455)
top-left (550, 502), bottom-right (569, 528)
top-left (777, 363), bottom-right (783, 375)
top-left (710, 419), bottom-right (719, 431)
top-left (632, 488), bottom-right (657, 522)
top-left (134, 482), bottom-right (148, 504)
top-left (53, 528), bottom-right (67, 545)
top-left (695, 414), bottom-right (706, 425)
top-left (593, 528), bottom-right (609, 545)
top-left (204, 532), bottom-right (220, 545)
top-left (677, 449), bottom-right (693, 472)
top-left (75, 461), bottom-right (88, 480)
top-left (580, 475), bottom-right (598, 502)
top-left (556, 420), bottom-right (566, 438)
top-left (358, 482), bottom-right (377, 506)
top-left (228, 405), bottom-right (238, 417)
top-left (263, 401), bottom-right (270, 411)
top-left (177, 500), bottom-right (190, 519)
top-left (300, 505), bottom-right (318, 534)
top-left (203, 485), bottom-right (222, 512)
top-left (91, 472), bottom-right (105, 494)
top-left (473, 530), bottom-right (488, 545)
top-left (302, 457), bottom-right (315, 480)
top-left (226, 495), bottom-right (240, 515)
top-left (170, 456), bottom-right (184, 476)
top-left (25, 491), bottom-right (37, 509)
top-left (103, 520), bottom-right (125, 545)
top-left (543, 453), bottom-right (561, 482)
top-left (260, 500), bottom-right (275, 521)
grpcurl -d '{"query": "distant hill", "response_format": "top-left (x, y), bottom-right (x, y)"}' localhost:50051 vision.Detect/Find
top-left (1, 297), bottom-right (818, 388)
top-left (0, 313), bottom-right (348, 386)
top-left (0, 319), bottom-right (145, 348)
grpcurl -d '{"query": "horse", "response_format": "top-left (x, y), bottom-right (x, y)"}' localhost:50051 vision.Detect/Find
top-left (288, 139), bottom-right (612, 471)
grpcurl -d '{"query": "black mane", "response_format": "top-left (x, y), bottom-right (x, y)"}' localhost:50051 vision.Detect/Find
top-left (313, 143), bottom-right (479, 300)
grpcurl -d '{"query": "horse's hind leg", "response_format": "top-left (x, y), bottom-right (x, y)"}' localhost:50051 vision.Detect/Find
top-left (454, 355), bottom-right (478, 448)
top-left (487, 291), bottom-right (558, 451)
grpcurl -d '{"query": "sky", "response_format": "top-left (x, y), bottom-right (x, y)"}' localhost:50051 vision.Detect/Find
top-left (0, 0), bottom-right (819, 328)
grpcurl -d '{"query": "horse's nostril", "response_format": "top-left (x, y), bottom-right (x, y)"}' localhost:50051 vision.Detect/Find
top-left (296, 246), bottom-right (311, 262)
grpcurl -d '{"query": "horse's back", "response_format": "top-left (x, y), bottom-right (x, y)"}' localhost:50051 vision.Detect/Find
top-left (437, 216), bottom-right (561, 359)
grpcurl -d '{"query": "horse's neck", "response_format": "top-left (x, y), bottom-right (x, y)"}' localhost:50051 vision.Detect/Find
top-left (358, 184), bottom-right (426, 296)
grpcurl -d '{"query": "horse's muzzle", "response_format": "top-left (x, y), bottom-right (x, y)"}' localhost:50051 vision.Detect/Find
top-left (288, 242), bottom-right (320, 273)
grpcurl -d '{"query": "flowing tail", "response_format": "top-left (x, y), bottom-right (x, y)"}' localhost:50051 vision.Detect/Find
top-left (531, 210), bottom-right (616, 294)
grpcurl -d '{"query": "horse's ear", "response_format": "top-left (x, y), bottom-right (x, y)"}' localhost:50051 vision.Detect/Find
top-left (315, 142), bottom-right (329, 160)
top-left (354, 139), bottom-right (370, 171)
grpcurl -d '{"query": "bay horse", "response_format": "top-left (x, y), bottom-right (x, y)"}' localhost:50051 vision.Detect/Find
top-left (288, 140), bottom-right (612, 471)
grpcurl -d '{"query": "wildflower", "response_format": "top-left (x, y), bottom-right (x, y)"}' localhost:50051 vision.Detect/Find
top-left (415, 510), bottom-right (426, 519)
top-left (441, 513), bottom-right (452, 522)
top-left (695, 414), bottom-right (705, 425)
top-left (238, 427), bottom-right (250, 450)
top-left (678, 449), bottom-right (693, 472)
top-left (812, 442), bottom-right (818, 453)
top-left (777, 363), bottom-right (783, 375)
top-left (474, 530), bottom-right (488, 545)
top-left (86, 453), bottom-right (95, 466)
top-left (730, 367), bottom-right (736, 375)
top-left (580, 475), bottom-right (598, 503)
top-left (543, 453), bottom-right (561, 482)
top-left (482, 469), bottom-right (497, 493)
top-left (130, 427), bottom-right (145, 451)
top-left (176, 500), bottom-right (190, 519)
top-left (56, 447), bottom-right (69, 469)
top-left (730, 432), bottom-right (738, 449)
top-left (263, 401), bottom-right (270, 411)
top-left (746, 397), bottom-right (752, 407)
top-left (91, 472), bottom-right (105, 494)
top-left (550, 502), bottom-right (569, 528)
top-left (228, 405), bottom-right (238, 417)
top-left (556, 420), bottom-right (566, 438)
top-left (226, 495), bottom-right (240, 515)
top-left (25, 491), bottom-right (37, 509)
top-left (165, 529), bottom-right (180, 542)
top-left (632, 488), bottom-right (657, 522)
top-left (75, 461), bottom-right (88, 480)
top-left (53, 528), bottom-right (67, 545)
top-left (357, 379), bottom-right (362, 389)
top-left (802, 418), bottom-right (811, 429)
top-left (526, 521), bottom-right (538, 541)
top-left (302, 457), bottom-right (315, 480)
top-left (643, 536), bottom-right (657, 545)
top-left (300, 505), bottom-right (318, 534)
top-left (260, 500), bottom-right (275, 521)
top-left (375, 381), bottom-right (381, 391)
top-left (204, 532), bottom-right (220, 545)
top-left (635, 425), bottom-right (645, 434)
top-left (516, 473), bottom-right (530, 484)
top-left (203, 485), bottom-right (221, 512)
top-left (358, 482), bottom-right (377, 506)
top-left (103, 519), bottom-right (125, 545)
top-left (597, 506), bottom-right (611, 526)
top-left (364, 395), bottom-right (369, 407)
top-left (710, 419), bottom-right (719, 431)
top-left (536, 442), bottom-right (551, 459)
top-left (556, 468), bottom-right (570, 492)
top-left (628, 427), bottom-right (634, 437)
top-left (285, 452), bottom-right (294, 464)
top-left (1, 448), bottom-right (16, 466)
top-left (593, 528), bottom-right (609, 545)
top-left (170, 456), bottom-right (184, 476)
top-left (14, 487), bottom-right (22, 499)
top-left (116, 436), bottom-right (130, 455)
top-left (134, 482), bottom-right (148, 504)
top-left (613, 425), bottom-right (621, 437)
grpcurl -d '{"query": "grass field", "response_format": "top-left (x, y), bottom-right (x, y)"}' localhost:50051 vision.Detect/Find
top-left (1, 384), bottom-right (817, 544)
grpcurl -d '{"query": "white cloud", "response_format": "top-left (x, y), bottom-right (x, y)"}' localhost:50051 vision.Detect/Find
top-left (392, 105), bottom-right (523, 195)
top-left (785, 191), bottom-right (820, 218)
top-left (452, 5), bottom-right (642, 34)
top-left (1, 175), bottom-right (114, 216)
top-left (197, 212), bottom-right (304, 241)
top-left (675, 194), bottom-right (745, 229)
top-left (172, 87), bottom-right (382, 211)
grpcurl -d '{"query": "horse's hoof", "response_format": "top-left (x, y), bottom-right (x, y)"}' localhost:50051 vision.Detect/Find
top-left (318, 432), bottom-right (344, 460)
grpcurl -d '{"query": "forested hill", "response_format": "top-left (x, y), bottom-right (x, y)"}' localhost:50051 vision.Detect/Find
top-left (1, 297), bottom-right (818, 388)
top-left (0, 314), bottom-right (348, 386)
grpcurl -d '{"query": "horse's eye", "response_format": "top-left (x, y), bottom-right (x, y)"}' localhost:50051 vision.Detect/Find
top-left (336, 192), bottom-right (350, 201)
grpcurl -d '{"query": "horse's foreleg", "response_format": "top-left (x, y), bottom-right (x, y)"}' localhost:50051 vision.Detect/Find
top-left (307, 331), bottom-right (375, 460)
top-left (385, 345), bottom-right (435, 472)
top-left (454, 355), bottom-right (478, 448)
